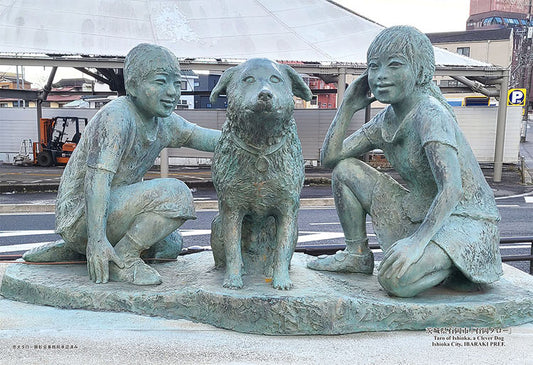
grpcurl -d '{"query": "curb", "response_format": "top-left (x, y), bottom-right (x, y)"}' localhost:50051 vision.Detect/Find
top-left (0, 198), bottom-right (335, 214)
top-left (0, 177), bottom-right (332, 194)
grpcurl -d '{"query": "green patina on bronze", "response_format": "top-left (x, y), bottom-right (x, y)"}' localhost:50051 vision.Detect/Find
top-left (209, 58), bottom-right (312, 290)
top-left (308, 26), bottom-right (502, 298)
top-left (3, 32), bottom-right (531, 334)
top-left (22, 43), bottom-right (221, 286)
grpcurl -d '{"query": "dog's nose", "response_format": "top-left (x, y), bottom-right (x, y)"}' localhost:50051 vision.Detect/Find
top-left (258, 90), bottom-right (273, 101)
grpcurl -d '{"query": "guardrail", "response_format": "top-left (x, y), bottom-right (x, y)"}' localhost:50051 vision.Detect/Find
top-left (499, 236), bottom-right (533, 274)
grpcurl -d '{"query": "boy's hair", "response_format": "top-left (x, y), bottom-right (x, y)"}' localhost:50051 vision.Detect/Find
top-left (367, 25), bottom-right (457, 121)
top-left (367, 25), bottom-right (434, 87)
top-left (124, 43), bottom-right (180, 95)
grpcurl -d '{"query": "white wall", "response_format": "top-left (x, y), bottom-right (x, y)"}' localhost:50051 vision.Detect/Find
top-left (0, 106), bottom-right (522, 165)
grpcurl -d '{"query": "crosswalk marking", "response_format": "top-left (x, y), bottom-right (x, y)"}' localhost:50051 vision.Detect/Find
top-left (297, 232), bottom-right (344, 243)
top-left (1, 229), bottom-right (530, 255)
top-left (0, 230), bottom-right (56, 238)
top-left (0, 242), bottom-right (54, 253)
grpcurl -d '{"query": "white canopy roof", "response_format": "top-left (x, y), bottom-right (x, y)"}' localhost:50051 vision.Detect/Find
top-left (0, 0), bottom-right (490, 67)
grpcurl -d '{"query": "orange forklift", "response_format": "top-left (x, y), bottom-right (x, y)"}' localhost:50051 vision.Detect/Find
top-left (33, 117), bottom-right (88, 167)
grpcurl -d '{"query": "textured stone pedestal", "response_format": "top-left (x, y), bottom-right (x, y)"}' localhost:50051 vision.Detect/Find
top-left (1, 252), bottom-right (532, 335)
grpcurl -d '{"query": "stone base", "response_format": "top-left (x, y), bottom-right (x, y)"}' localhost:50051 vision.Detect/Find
top-left (1, 252), bottom-right (532, 335)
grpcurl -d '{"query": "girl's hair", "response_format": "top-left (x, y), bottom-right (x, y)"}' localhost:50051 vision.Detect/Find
top-left (367, 25), bottom-right (457, 120)
top-left (124, 43), bottom-right (180, 95)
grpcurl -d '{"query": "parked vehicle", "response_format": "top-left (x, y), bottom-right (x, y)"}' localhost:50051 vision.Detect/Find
top-left (33, 117), bottom-right (88, 167)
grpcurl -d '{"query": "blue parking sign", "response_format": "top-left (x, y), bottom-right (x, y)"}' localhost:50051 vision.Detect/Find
top-left (507, 89), bottom-right (526, 106)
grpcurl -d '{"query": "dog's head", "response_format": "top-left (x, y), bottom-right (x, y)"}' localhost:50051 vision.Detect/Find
top-left (210, 58), bottom-right (312, 137)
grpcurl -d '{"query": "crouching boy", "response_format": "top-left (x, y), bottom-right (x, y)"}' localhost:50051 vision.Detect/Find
top-left (24, 43), bottom-right (221, 285)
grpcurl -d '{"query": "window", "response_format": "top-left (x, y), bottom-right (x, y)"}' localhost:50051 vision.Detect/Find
top-left (311, 96), bottom-right (317, 105)
top-left (181, 81), bottom-right (187, 90)
top-left (457, 47), bottom-right (470, 57)
top-left (483, 17), bottom-right (493, 26)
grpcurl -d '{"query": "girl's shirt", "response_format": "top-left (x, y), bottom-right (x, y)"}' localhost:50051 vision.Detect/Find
top-left (359, 95), bottom-right (499, 223)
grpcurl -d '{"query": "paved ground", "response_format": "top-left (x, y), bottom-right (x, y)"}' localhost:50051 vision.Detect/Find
top-left (1, 119), bottom-right (532, 364)
top-left (0, 261), bottom-right (532, 365)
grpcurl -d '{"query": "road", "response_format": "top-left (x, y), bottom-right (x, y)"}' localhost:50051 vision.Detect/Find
top-left (1, 194), bottom-right (532, 273)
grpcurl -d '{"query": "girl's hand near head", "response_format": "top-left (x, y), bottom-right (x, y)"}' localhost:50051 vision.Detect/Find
top-left (342, 70), bottom-right (376, 114)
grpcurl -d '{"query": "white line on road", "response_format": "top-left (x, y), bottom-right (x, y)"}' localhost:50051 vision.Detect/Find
top-left (180, 229), bottom-right (212, 236)
top-left (495, 190), bottom-right (533, 200)
top-left (297, 232), bottom-right (345, 243)
top-left (525, 196), bottom-right (533, 203)
top-left (0, 230), bottom-right (56, 237)
top-left (0, 241), bottom-right (54, 253)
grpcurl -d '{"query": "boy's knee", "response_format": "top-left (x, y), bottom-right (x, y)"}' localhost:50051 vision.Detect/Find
top-left (144, 178), bottom-right (191, 200)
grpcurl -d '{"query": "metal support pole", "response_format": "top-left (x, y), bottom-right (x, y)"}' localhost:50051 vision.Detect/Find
top-left (337, 68), bottom-right (346, 107)
top-left (16, 65), bottom-right (20, 107)
top-left (493, 70), bottom-right (510, 183)
top-left (160, 148), bottom-right (169, 178)
top-left (37, 67), bottom-right (57, 145)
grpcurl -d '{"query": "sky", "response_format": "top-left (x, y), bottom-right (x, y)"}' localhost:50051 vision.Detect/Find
top-left (3, 0), bottom-right (472, 87)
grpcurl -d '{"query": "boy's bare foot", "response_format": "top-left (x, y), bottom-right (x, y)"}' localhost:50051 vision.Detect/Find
top-left (307, 249), bottom-right (374, 274)
top-left (23, 240), bottom-right (85, 262)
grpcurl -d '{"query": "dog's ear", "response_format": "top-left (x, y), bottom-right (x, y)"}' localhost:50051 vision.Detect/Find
top-left (210, 66), bottom-right (237, 103)
top-left (281, 64), bottom-right (313, 102)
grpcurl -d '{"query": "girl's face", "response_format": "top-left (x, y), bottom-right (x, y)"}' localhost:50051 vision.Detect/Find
top-left (367, 52), bottom-right (417, 105)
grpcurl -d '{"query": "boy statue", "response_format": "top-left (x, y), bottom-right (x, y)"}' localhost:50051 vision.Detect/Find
top-left (24, 43), bottom-right (221, 285)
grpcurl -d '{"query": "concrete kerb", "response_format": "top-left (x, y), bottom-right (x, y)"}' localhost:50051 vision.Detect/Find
top-left (0, 177), bottom-right (335, 213)
top-left (0, 198), bottom-right (335, 214)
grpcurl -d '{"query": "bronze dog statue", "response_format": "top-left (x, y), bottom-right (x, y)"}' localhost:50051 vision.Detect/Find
top-left (209, 58), bottom-right (312, 290)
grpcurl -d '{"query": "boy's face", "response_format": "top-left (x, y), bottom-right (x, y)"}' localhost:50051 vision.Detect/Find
top-left (131, 62), bottom-right (181, 119)
top-left (367, 53), bottom-right (416, 105)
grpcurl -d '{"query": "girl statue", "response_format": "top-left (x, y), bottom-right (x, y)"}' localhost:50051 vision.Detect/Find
top-left (307, 26), bottom-right (502, 297)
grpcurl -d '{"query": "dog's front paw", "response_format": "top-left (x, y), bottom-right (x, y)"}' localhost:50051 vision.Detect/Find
top-left (223, 273), bottom-right (243, 289)
top-left (272, 275), bottom-right (293, 290)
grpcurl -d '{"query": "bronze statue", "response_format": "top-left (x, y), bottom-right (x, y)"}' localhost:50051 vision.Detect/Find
top-left (24, 44), bottom-right (221, 285)
top-left (308, 26), bottom-right (502, 298)
top-left (209, 58), bottom-right (312, 290)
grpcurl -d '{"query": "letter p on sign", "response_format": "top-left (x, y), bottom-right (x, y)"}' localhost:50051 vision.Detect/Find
top-left (507, 89), bottom-right (526, 106)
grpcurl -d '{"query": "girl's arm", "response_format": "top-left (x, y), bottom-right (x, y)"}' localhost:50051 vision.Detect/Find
top-left (380, 141), bottom-right (462, 278)
top-left (321, 72), bottom-right (375, 168)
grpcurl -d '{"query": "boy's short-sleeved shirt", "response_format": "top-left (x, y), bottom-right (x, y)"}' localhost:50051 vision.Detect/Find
top-left (55, 96), bottom-right (196, 234)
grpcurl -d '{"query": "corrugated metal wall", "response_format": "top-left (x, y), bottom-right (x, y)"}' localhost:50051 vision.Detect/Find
top-left (0, 106), bottom-right (522, 164)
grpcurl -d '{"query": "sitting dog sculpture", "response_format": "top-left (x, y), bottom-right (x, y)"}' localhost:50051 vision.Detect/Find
top-left (209, 58), bottom-right (312, 290)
